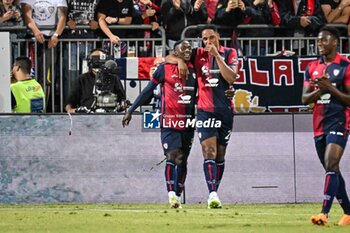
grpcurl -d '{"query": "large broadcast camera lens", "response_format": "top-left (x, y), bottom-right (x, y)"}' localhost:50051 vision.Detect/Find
top-left (93, 58), bottom-right (120, 93)
top-left (89, 55), bottom-right (122, 112)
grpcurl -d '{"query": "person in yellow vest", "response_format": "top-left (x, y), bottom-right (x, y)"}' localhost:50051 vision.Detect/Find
top-left (10, 56), bottom-right (45, 113)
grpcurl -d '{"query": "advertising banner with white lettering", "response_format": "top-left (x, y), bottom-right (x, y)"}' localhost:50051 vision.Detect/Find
top-left (232, 56), bottom-right (319, 113)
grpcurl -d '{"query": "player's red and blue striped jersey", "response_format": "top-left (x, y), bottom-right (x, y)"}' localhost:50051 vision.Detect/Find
top-left (151, 63), bottom-right (197, 130)
top-left (193, 46), bottom-right (238, 113)
top-left (305, 53), bottom-right (350, 136)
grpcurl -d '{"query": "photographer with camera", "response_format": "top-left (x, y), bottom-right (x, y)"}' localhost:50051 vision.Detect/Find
top-left (65, 48), bottom-right (127, 113)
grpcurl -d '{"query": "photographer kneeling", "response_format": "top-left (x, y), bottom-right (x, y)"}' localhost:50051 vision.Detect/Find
top-left (65, 48), bottom-right (127, 113)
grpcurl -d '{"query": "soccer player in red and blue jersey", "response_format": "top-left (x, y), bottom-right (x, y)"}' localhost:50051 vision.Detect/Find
top-left (122, 40), bottom-right (196, 208)
top-left (302, 26), bottom-right (350, 226)
top-left (167, 24), bottom-right (237, 208)
top-left (195, 25), bottom-right (237, 208)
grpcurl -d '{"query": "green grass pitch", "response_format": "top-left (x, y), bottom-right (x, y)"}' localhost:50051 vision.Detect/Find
top-left (0, 203), bottom-right (349, 233)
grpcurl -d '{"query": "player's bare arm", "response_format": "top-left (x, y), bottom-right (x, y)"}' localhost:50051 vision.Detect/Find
top-left (301, 84), bottom-right (322, 105)
top-left (122, 112), bottom-right (132, 127)
top-left (122, 81), bottom-right (157, 127)
top-left (205, 43), bottom-right (236, 84)
top-left (165, 53), bottom-right (188, 79)
top-left (317, 78), bottom-right (350, 106)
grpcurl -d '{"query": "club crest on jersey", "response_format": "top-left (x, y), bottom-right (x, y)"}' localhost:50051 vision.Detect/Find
top-left (174, 83), bottom-right (183, 92)
top-left (171, 74), bottom-right (179, 79)
top-left (177, 94), bottom-right (191, 104)
top-left (333, 69), bottom-right (340, 76)
top-left (205, 77), bottom-right (219, 87)
top-left (163, 143), bottom-right (168, 149)
top-left (201, 65), bottom-right (210, 77)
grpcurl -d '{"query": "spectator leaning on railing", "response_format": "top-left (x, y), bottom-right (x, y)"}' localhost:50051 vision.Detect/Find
top-left (320, 0), bottom-right (350, 36)
top-left (62, 0), bottom-right (100, 105)
top-left (21, 0), bottom-right (67, 49)
top-left (96, 0), bottom-right (134, 46)
top-left (21, 0), bottom-right (67, 112)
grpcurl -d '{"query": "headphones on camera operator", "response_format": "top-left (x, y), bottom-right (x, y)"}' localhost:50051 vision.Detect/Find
top-left (87, 48), bottom-right (110, 70)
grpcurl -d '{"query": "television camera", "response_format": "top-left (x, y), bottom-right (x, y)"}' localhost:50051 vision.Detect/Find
top-left (83, 55), bottom-right (129, 113)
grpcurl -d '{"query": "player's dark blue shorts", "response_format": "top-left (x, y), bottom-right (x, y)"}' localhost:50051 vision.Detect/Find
top-left (314, 131), bottom-right (348, 163)
top-left (160, 128), bottom-right (195, 155)
top-left (196, 109), bottom-right (234, 146)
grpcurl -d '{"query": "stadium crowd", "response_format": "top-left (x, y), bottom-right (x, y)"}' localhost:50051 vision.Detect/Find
top-left (1, 0), bottom-right (350, 56)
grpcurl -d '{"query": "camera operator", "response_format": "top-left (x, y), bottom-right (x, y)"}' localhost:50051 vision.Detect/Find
top-left (65, 48), bottom-right (127, 113)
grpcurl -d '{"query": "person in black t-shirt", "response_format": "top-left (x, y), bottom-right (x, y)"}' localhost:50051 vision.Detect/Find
top-left (96, 0), bottom-right (135, 45)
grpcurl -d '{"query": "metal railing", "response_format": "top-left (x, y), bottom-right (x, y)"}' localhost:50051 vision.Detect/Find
top-left (4, 24), bottom-right (349, 113)
top-left (3, 25), bottom-right (166, 113)
top-left (181, 24), bottom-right (350, 56)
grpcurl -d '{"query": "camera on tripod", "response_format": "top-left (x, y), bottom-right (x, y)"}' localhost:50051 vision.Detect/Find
top-left (89, 55), bottom-right (125, 112)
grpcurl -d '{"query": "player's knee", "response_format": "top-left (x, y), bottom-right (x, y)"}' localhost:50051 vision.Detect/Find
top-left (216, 148), bottom-right (226, 161)
top-left (166, 149), bottom-right (185, 165)
top-left (216, 156), bottom-right (225, 163)
top-left (175, 153), bottom-right (187, 166)
top-left (324, 159), bottom-right (340, 172)
top-left (202, 145), bottom-right (216, 159)
top-left (166, 152), bottom-right (176, 163)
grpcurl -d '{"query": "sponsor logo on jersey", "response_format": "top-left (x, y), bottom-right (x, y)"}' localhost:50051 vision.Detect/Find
top-left (317, 93), bottom-right (331, 104)
top-left (205, 77), bottom-right (219, 87)
top-left (177, 94), bottom-right (192, 104)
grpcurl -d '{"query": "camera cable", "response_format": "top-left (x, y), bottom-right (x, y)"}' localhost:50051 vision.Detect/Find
top-left (68, 112), bottom-right (73, 135)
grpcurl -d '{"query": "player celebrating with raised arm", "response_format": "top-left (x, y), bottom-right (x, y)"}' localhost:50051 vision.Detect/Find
top-left (302, 26), bottom-right (350, 226)
top-left (167, 24), bottom-right (237, 208)
top-left (122, 40), bottom-right (196, 209)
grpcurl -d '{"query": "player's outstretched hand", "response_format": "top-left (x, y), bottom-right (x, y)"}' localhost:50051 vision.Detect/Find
top-left (122, 112), bottom-right (132, 127)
